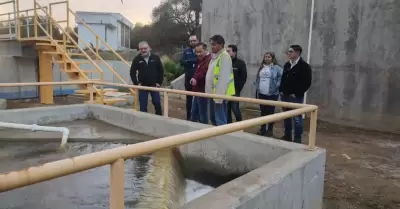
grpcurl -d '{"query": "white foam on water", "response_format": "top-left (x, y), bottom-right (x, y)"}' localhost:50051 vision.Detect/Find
top-left (185, 179), bottom-right (214, 203)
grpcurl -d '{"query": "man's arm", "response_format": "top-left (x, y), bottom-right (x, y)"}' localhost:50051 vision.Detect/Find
top-left (214, 53), bottom-right (232, 103)
top-left (276, 66), bottom-right (283, 88)
top-left (237, 60), bottom-right (247, 93)
top-left (180, 49), bottom-right (187, 67)
top-left (295, 63), bottom-right (312, 97)
top-left (157, 56), bottom-right (164, 86)
top-left (130, 58), bottom-right (139, 85)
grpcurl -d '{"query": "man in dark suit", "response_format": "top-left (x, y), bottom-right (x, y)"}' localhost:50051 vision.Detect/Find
top-left (130, 41), bottom-right (164, 115)
top-left (280, 45), bottom-right (312, 144)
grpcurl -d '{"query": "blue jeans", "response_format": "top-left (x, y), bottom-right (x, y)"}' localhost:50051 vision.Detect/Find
top-left (227, 93), bottom-right (242, 123)
top-left (258, 94), bottom-right (279, 133)
top-left (281, 95), bottom-right (304, 143)
top-left (139, 90), bottom-right (162, 115)
top-left (191, 96), bottom-right (209, 124)
top-left (210, 100), bottom-right (227, 126)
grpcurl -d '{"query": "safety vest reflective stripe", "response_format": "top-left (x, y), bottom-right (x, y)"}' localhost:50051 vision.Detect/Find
top-left (212, 51), bottom-right (236, 96)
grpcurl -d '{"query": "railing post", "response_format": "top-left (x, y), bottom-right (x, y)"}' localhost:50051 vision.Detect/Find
top-left (110, 158), bottom-right (124, 209)
top-left (89, 86), bottom-right (94, 104)
top-left (66, 0), bottom-right (70, 28)
top-left (307, 110), bottom-right (318, 151)
top-left (15, 0), bottom-right (20, 39)
top-left (49, 4), bottom-right (53, 37)
top-left (33, 0), bottom-right (37, 37)
top-left (134, 89), bottom-right (139, 111)
top-left (163, 91), bottom-right (168, 118)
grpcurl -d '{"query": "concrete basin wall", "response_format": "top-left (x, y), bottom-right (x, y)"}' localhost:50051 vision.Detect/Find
top-left (0, 104), bottom-right (326, 209)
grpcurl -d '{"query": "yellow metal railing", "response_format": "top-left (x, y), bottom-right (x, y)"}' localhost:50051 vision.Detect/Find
top-left (0, 81), bottom-right (318, 209)
top-left (1, 0), bottom-right (136, 102)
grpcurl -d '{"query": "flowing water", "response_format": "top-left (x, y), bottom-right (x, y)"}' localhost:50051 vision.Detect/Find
top-left (0, 142), bottom-right (213, 209)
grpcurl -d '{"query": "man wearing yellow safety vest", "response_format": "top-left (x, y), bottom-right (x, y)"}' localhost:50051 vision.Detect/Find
top-left (205, 35), bottom-right (236, 126)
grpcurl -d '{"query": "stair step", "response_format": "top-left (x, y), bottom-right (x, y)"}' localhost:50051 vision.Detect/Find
top-left (43, 51), bottom-right (86, 57)
top-left (74, 88), bottom-right (118, 94)
top-left (83, 98), bottom-right (127, 105)
top-left (35, 39), bottom-right (72, 44)
top-left (36, 43), bottom-right (78, 48)
top-left (61, 69), bottom-right (100, 73)
top-left (54, 60), bottom-right (90, 64)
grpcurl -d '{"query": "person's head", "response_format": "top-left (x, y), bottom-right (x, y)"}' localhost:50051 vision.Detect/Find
top-left (209, 35), bottom-right (225, 54)
top-left (226, 44), bottom-right (237, 58)
top-left (195, 42), bottom-right (208, 59)
top-left (138, 41), bottom-right (151, 57)
top-left (262, 52), bottom-right (278, 65)
top-left (189, 35), bottom-right (199, 48)
top-left (287, 45), bottom-right (302, 60)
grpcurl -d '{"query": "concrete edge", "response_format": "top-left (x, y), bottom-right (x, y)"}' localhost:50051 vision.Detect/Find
top-left (180, 148), bottom-right (326, 209)
top-left (87, 104), bottom-right (309, 151)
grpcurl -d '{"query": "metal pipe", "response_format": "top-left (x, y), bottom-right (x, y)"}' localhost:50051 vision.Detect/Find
top-left (0, 122), bottom-right (70, 148)
top-left (96, 81), bottom-right (312, 109)
top-left (0, 106), bottom-right (316, 192)
top-left (0, 81), bottom-right (94, 87)
top-left (303, 0), bottom-right (315, 108)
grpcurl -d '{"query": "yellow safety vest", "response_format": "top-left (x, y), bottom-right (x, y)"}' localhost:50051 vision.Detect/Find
top-left (213, 51), bottom-right (236, 96)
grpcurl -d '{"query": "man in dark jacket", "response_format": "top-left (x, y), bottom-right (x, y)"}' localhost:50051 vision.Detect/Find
top-left (190, 42), bottom-right (212, 124)
top-left (226, 44), bottom-right (247, 123)
top-left (130, 41), bottom-right (164, 115)
top-left (280, 45), bottom-right (312, 143)
top-left (180, 35), bottom-right (198, 120)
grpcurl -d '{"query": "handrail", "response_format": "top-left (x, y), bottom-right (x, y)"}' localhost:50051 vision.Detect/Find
top-left (34, 1), bottom-right (102, 96)
top-left (35, 1), bottom-right (135, 96)
top-left (0, 105), bottom-right (316, 192)
top-left (0, 80), bottom-right (318, 209)
top-left (33, 14), bottom-right (101, 96)
top-left (70, 9), bottom-right (131, 67)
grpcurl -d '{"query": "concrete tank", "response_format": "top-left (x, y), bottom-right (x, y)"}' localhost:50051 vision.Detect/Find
top-left (0, 104), bottom-right (326, 209)
top-left (201, 0), bottom-right (400, 133)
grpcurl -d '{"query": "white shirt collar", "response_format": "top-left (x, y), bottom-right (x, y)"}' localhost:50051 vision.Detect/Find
top-left (290, 57), bottom-right (301, 66)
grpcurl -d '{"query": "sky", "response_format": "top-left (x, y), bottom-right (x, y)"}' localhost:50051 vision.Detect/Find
top-left (3, 0), bottom-right (163, 24)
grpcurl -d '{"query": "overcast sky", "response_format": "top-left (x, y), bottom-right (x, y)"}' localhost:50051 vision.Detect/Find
top-left (7, 0), bottom-right (162, 24)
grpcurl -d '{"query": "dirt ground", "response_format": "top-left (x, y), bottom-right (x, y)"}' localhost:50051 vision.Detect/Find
top-left (6, 96), bottom-right (400, 209)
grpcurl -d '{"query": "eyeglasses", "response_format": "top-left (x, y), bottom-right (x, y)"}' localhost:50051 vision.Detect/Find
top-left (139, 47), bottom-right (148, 50)
top-left (287, 50), bottom-right (294, 53)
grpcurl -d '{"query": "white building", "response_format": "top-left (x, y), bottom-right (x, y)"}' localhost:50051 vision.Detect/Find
top-left (75, 11), bottom-right (133, 51)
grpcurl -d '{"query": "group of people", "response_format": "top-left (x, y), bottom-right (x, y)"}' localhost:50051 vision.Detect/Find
top-left (129, 34), bottom-right (312, 144)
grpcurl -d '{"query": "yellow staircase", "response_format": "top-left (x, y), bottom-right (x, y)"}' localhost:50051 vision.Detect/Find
top-left (0, 0), bottom-right (135, 105)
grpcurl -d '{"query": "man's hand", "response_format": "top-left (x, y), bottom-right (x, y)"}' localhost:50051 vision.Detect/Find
top-left (290, 94), bottom-right (295, 98)
top-left (156, 83), bottom-right (161, 88)
top-left (190, 78), bottom-right (197, 86)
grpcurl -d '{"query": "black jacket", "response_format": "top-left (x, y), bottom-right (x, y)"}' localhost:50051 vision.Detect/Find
top-left (130, 54), bottom-right (164, 87)
top-left (279, 57), bottom-right (312, 98)
top-left (232, 57), bottom-right (247, 94)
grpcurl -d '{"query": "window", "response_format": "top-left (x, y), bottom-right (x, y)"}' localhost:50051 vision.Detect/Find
top-left (120, 23), bottom-right (130, 49)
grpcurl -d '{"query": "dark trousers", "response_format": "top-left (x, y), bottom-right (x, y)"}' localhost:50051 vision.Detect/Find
top-left (227, 93), bottom-right (242, 123)
top-left (190, 96), bottom-right (208, 124)
top-left (281, 95), bottom-right (304, 144)
top-left (209, 100), bottom-right (227, 126)
top-left (139, 90), bottom-right (162, 115)
top-left (258, 94), bottom-right (279, 133)
top-left (185, 84), bottom-right (193, 120)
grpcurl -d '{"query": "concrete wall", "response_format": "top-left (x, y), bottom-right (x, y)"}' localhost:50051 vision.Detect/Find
top-left (202, 0), bottom-right (400, 132)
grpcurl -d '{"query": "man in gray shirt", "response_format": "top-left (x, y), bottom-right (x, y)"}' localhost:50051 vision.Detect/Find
top-left (205, 35), bottom-right (235, 125)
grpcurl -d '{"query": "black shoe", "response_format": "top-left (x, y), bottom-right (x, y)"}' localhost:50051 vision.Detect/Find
top-left (281, 135), bottom-right (292, 142)
top-left (265, 131), bottom-right (273, 137)
top-left (257, 130), bottom-right (267, 136)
